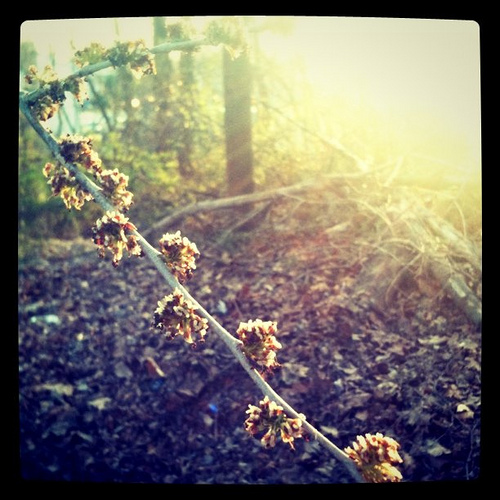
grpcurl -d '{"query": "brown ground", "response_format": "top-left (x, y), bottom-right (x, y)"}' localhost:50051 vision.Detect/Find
top-left (18, 200), bottom-right (481, 484)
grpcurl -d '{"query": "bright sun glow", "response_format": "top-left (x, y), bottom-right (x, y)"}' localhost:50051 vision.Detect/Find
top-left (21, 16), bottom-right (481, 182)
top-left (259, 17), bottom-right (481, 176)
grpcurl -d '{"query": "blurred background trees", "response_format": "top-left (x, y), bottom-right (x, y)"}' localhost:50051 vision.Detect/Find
top-left (19, 17), bottom-right (311, 242)
top-left (19, 16), bottom-right (481, 256)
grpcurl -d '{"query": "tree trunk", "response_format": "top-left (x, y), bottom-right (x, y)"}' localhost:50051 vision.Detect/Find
top-left (177, 50), bottom-right (195, 177)
top-left (223, 50), bottom-right (255, 197)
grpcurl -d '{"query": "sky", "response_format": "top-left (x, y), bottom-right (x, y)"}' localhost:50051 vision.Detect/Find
top-left (260, 17), bottom-right (481, 169)
top-left (20, 16), bottom-right (481, 173)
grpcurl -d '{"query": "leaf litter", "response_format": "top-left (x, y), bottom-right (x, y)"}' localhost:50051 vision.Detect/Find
top-left (18, 196), bottom-right (481, 483)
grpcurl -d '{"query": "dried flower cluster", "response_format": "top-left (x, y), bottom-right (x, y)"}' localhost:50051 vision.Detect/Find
top-left (152, 288), bottom-right (208, 346)
top-left (61, 135), bottom-right (133, 210)
top-left (236, 319), bottom-right (282, 374)
top-left (25, 40), bottom-right (156, 122)
top-left (43, 162), bottom-right (93, 210)
top-left (74, 40), bottom-right (156, 78)
top-left (42, 135), bottom-right (133, 211)
top-left (92, 211), bottom-right (143, 267)
top-left (107, 40), bottom-right (156, 77)
top-left (61, 75), bottom-right (88, 104)
top-left (98, 169), bottom-right (134, 212)
top-left (73, 42), bottom-right (108, 66)
top-left (158, 231), bottom-right (200, 283)
top-left (244, 396), bottom-right (305, 450)
top-left (59, 134), bottom-right (102, 176)
top-left (204, 18), bottom-right (248, 59)
top-left (344, 433), bottom-right (403, 483)
top-left (24, 65), bottom-right (87, 121)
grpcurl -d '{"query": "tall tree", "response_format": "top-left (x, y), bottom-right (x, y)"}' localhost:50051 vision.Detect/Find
top-left (223, 49), bottom-right (254, 197)
top-left (176, 49), bottom-right (195, 177)
top-left (153, 17), bottom-right (196, 177)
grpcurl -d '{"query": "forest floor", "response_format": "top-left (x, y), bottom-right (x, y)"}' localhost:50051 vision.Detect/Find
top-left (18, 192), bottom-right (482, 484)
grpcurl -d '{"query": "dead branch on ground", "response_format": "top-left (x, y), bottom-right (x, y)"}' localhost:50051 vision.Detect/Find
top-left (142, 165), bottom-right (394, 238)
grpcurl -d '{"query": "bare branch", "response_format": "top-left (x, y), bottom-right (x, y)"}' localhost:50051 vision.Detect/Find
top-left (23, 38), bottom-right (210, 106)
top-left (19, 98), bottom-right (112, 210)
top-left (133, 231), bottom-right (364, 480)
top-left (19, 51), bottom-right (366, 482)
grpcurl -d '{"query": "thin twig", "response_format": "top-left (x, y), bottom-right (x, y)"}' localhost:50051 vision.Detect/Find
top-left (22, 38), bottom-right (210, 106)
top-left (19, 98), bottom-right (112, 211)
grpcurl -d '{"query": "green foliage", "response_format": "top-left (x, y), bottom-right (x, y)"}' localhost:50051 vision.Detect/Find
top-left (164, 20), bottom-right (197, 41)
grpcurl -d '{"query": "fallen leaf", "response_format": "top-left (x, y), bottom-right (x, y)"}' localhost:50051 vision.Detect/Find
top-left (354, 410), bottom-right (369, 421)
top-left (88, 397), bottom-right (112, 410)
top-left (426, 440), bottom-right (452, 457)
top-left (75, 431), bottom-right (94, 443)
top-left (418, 335), bottom-right (448, 346)
top-left (446, 384), bottom-right (463, 400)
top-left (374, 381), bottom-right (400, 401)
top-left (34, 383), bottom-right (74, 397)
top-left (114, 360), bottom-right (133, 379)
top-left (177, 387), bottom-right (196, 397)
top-left (281, 362), bottom-right (310, 384)
top-left (456, 403), bottom-right (474, 419)
top-left (29, 314), bottom-right (61, 325)
top-left (466, 357), bottom-right (481, 372)
top-left (340, 364), bottom-right (358, 375)
top-left (203, 414), bottom-right (214, 427)
top-left (342, 391), bottom-right (371, 412)
top-left (320, 425), bottom-right (339, 438)
top-left (44, 420), bottom-right (71, 437)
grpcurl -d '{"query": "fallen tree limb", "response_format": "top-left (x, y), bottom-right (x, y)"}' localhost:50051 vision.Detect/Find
top-left (142, 165), bottom-right (394, 238)
top-left (351, 191), bottom-right (481, 327)
top-left (407, 210), bottom-right (481, 326)
top-left (427, 255), bottom-right (482, 326)
top-left (142, 179), bottom-right (318, 237)
top-left (420, 206), bottom-right (481, 274)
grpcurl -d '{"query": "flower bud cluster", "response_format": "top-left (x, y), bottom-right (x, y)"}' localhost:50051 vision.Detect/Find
top-left (107, 40), bottom-right (156, 77)
top-left (43, 135), bottom-right (133, 211)
top-left (152, 288), bottom-right (208, 346)
top-left (59, 134), bottom-right (102, 176)
top-left (204, 18), bottom-right (248, 58)
top-left (92, 211), bottom-right (143, 267)
top-left (236, 319), bottom-right (282, 374)
top-left (24, 65), bottom-right (87, 121)
top-left (244, 396), bottom-right (305, 450)
top-left (26, 40), bottom-right (156, 122)
top-left (158, 231), bottom-right (200, 283)
top-left (74, 40), bottom-right (156, 78)
top-left (98, 169), bottom-right (134, 211)
top-left (73, 42), bottom-right (108, 67)
top-left (62, 75), bottom-right (88, 104)
top-left (43, 162), bottom-right (93, 210)
top-left (344, 433), bottom-right (403, 483)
